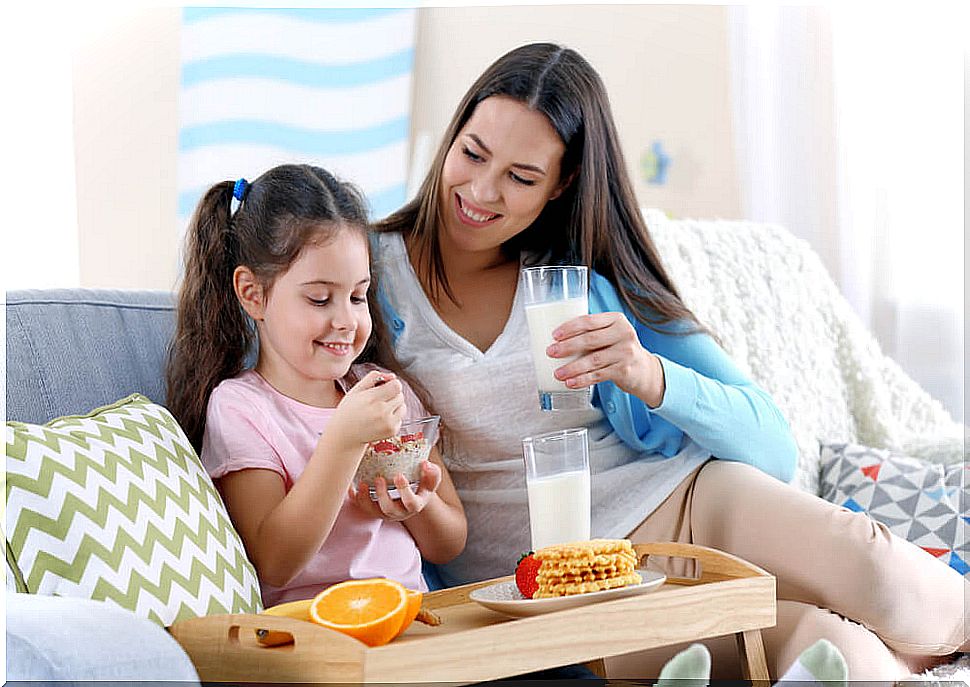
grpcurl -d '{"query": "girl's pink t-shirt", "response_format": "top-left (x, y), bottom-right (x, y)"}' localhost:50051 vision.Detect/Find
top-left (200, 365), bottom-right (429, 607)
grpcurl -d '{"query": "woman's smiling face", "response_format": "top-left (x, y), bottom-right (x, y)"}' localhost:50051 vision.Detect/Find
top-left (438, 96), bottom-right (568, 258)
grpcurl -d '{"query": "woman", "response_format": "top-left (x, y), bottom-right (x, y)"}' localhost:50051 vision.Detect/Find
top-left (373, 43), bottom-right (966, 680)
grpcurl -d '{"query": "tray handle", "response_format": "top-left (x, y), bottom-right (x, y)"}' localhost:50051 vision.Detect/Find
top-left (169, 613), bottom-right (366, 682)
top-left (633, 542), bottom-right (770, 584)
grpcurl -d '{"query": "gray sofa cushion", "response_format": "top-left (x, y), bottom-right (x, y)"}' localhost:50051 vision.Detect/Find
top-left (6, 289), bottom-right (175, 424)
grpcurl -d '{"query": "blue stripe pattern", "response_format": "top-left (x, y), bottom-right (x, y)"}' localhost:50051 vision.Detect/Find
top-left (367, 184), bottom-right (408, 220)
top-left (181, 50), bottom-right (415, 89)
top-left (178, 183), bottom-right (406, 221)
top-left (178, 8), bottom-right (414, 224)
top-left (179, 118), bottom-right (408, 155)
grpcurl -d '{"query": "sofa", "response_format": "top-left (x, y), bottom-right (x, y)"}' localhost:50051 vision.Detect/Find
top-left (5, 214), bottom-right (966, 681)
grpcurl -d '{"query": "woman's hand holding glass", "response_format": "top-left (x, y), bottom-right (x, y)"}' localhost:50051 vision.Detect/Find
top-left (351, 455), bottom-right (443, 521)
top-left (547, 312), bottom-right (666, 408)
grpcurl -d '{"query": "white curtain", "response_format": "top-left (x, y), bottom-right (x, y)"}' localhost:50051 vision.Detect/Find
top-left (729, 5), bottom-right (965, 423)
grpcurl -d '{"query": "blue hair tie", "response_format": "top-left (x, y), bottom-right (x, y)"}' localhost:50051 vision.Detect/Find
top-left (233, 178), bottom-right (249, 201)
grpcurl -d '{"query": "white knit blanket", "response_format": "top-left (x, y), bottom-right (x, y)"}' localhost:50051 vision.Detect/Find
top-left (644, 209), bottom-right (965, 495)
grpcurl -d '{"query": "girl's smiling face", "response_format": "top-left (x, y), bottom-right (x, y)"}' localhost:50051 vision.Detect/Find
top-left (439, 96), bottom-right (569, 258)
top-left (240, 226), bottom-right (372, 405)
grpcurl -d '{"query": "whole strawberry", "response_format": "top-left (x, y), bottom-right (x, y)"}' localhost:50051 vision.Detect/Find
top-left (515, 552), bottom-right (540, 599)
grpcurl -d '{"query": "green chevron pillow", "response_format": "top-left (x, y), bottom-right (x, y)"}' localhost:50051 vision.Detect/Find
top-left (5, 394), bottom-right (263, 626)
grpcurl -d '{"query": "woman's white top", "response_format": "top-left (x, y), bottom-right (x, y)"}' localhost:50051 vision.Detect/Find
top-left (373, 232), bottom-right (710, 585)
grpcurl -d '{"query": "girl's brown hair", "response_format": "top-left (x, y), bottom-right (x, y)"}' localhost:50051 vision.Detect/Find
top-left (167, 163), bottom-right (425, 451)
top-left (376, 42), bottom-right (701, 333)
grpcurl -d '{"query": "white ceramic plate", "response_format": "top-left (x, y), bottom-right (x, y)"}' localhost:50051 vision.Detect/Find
top-left (469, 569), bottom-right (666, 618)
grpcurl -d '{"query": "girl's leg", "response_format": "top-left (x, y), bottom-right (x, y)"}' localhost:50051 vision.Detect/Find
top-left (685, 460), bottom-right (968, 656)
top-left (604, 600), bottom-right (908, 681)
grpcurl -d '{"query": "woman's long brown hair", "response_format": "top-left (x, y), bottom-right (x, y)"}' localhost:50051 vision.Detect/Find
top-left (167, 163), bottom-right (428, 452)
top-left (376, 43), bottom-right (701, 333)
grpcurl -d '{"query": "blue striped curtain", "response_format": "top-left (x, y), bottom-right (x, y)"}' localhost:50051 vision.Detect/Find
top-left (177, 8), bottom-right (415, 232)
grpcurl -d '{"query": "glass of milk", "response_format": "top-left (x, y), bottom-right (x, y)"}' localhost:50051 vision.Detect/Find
top-left (521, 427), bottom-right (591, 550)
top-left (520, 265), bottom-right (591, 411)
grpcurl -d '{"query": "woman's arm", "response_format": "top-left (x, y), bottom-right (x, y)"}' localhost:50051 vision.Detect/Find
top-left (550, 274), bottom-right (797, 481)
top-left (638, 323), bottom-right (798, 480)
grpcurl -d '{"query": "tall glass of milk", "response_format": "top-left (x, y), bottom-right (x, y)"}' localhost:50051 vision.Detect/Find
top-left (520, 265), bottom-right (591, 411)
top-left (521, 427), bottom-right (591, 550)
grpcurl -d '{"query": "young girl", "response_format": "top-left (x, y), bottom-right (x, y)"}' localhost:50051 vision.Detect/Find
top-left (166, 164), bottom-right (466, 606)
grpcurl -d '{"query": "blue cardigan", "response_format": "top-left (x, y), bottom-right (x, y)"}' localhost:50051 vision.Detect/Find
top-left (587, 270), bottom-right (796, 482)
top-left (378, 267), bottom-right (798, 483)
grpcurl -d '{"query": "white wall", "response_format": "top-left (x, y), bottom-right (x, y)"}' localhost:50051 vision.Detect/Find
top-left (63, 4), bottom-right (741, 290)
top-left (3, 7), bottom-right (83, 289)
top-left (72, 7), bottom-right (181, 291)
top-left (410, 5), bottom-right (741, 220)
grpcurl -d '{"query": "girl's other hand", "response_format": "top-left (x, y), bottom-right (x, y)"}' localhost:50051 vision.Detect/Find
top-left (350, 460), bottom-right (442, 522)
top-left (329, 370), bottom-right (406, 449)
top-left (547, 312), bottom-right (666, 408)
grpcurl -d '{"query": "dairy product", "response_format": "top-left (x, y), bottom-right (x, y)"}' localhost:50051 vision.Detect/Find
top-left (526, 469), bottom-right (591, 549)
top-left (524, 296), bottom-right (587, 392)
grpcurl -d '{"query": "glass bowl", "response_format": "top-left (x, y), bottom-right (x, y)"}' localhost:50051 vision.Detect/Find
top-left (354, 415), bottom-right (440, 500)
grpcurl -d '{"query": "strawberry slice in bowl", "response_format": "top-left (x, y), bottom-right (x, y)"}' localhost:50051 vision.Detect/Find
top-left (370, 440), bottom-right (399, 455)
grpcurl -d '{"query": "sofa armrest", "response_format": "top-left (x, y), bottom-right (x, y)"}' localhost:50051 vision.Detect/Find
top-left (5, 592), bottom-right (200, 682)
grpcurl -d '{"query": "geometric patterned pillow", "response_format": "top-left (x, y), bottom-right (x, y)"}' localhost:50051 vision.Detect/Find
top-left (5, 394), bottom-right (263, 625)
top-left (820, 442), bottom-right (968, 577)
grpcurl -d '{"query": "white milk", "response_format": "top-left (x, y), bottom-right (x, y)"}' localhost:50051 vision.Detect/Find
top-left (524, 296), bottom-right (588, 392)
top-left (526, 469), bottom-right (591, 549)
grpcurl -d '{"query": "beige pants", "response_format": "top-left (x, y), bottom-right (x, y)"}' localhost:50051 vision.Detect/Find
top-left (605, 460), bottom-right (969, 681)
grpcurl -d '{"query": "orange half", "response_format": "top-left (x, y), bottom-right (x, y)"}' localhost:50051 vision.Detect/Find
top-left (309, 578), bottom-right (408, 647)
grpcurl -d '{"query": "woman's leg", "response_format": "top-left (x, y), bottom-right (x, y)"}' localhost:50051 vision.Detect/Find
top-left (686, 460), bottom-right (968, 656)
top-left (614, 459), bottom-right (967, 680)
top-left (604, 599), bottom-right (907, 681)
top-left (608, 463), bottom-right (737, 679)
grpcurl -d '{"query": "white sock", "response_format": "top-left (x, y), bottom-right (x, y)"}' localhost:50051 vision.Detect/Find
top-left (655, 643), bottom-right (711, 687)
top-left (777, 639), bottom-right (848, 686)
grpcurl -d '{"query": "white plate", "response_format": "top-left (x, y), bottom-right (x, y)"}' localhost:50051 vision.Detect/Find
top-left (469, 569), bottom-right (666, 618)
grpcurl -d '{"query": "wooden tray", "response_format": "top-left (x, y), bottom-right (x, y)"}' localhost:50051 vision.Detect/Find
top-left (168, 542), bottom-right (775, 684)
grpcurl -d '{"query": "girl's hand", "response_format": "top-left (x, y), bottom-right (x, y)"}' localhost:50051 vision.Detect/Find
top-left (328, 370), bottom-right (406, 450)
top-left (351, 460), bottom-right (442, 522)
top-left (547, 312), bottom-right (666, 408)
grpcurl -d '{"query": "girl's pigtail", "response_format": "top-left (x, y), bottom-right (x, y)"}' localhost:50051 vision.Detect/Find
top-left (166, 181), bottom-right (254, 451)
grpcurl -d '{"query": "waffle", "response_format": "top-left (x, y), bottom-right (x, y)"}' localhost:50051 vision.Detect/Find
top-left (531, 539), bottom-right (642, 598)
top-left (533, 570), bottom-right (643, 598)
